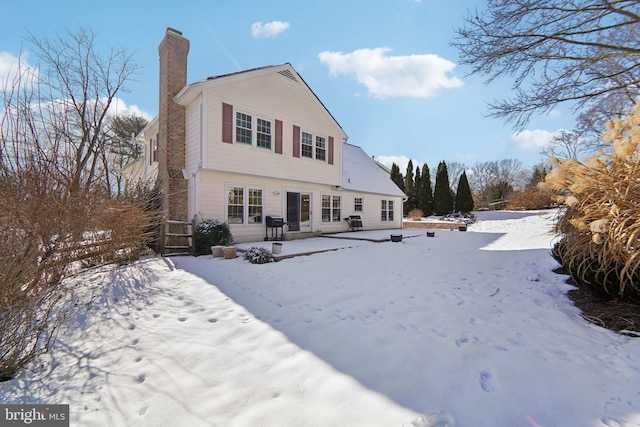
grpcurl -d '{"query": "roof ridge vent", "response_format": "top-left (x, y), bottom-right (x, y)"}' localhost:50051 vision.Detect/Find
top-left (277, 69), bottom-right (298, 82)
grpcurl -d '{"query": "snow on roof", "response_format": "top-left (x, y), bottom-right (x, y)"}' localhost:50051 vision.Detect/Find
top-left (342, 143), bottom-right (406, 198)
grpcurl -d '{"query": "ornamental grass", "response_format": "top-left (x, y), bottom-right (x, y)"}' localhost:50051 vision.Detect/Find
top-left (544, 103), bottom-right (640, 300)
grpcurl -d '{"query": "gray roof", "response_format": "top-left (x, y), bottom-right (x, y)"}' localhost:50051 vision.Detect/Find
top-left (342, 143), bottom-right (406, 198)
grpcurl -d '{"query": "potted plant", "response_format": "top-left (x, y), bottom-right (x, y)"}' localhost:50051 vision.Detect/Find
top-left (223, 246), bottom-right (237, 259)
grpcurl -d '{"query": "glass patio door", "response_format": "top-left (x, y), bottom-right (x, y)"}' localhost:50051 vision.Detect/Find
top-left (286, 192), bottom-right (311, 232)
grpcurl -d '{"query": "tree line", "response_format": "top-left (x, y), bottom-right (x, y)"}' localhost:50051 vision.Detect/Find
top-left (389, 158), bottom-right (551, 217)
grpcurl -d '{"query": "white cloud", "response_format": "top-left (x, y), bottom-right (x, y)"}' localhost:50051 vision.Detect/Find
top-left (318, 47), bottom-right (463, 99)
top-left (0, 51), bottom-right (38, 90)
top-left (510, 129), bottom-right (563, 150)
top-left (109, 97), bottom-right (154, 121)
top-left (376, 155), bottom-right (419, 172)
top-left (251, 21), bottom-right (290, 38)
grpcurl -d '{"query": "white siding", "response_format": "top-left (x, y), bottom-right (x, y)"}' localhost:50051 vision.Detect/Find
top-left (122, 119), bottom-right (159, 186)
top-left (195, 170), bottom-right (401, 243)
top-left (202, 72), bottom-right (343, 186)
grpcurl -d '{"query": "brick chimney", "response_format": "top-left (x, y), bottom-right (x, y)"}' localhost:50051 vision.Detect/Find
top-left (158, 27), bottom-right (190, 221)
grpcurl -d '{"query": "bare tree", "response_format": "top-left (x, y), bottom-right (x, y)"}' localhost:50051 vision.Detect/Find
top-left (453, 0), bottom-right (640, 128)
top-left (541, 130), bottom-right (586, 161)
top-left (446, 161), bottom-right (467, 191)
top-left (497, 158), bottom-right (527, 190)
top-left (0, 27), bottom-right (153, 380)
top-left (25, 27), bottom-right (141, 196)
top-left (469, 159), bottom-right (527, 207)
top-left (469, 161), bottom-right (499, 199)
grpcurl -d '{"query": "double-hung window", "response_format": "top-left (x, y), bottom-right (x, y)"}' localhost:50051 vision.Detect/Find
top-left (300, 131), bottom-right (327, 161)
top-left (235, 112), bottom-right (252, 145)
top-left (301, 131), bottom-right (313, 158)
top-left (354, 197), bottom-right (363, 212)
top-left (227, 185), bottom-right (264, 224)
top-left (235, 111), bottom-right (272, 150)
top-left (256, 118), bottom-right (271, 149)
top-left (381, 200), bottom-right (394, 221)
top-left (315, 136), bottom-right (326, 161)
top-left (322, 195), bottom-right (341, 222)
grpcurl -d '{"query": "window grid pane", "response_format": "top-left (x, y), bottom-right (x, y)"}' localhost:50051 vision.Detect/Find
top-left (332, 196), bottom-right (341, 222)
top-left (236, 112), bottom-right (252, 144)
top-left (354, 197), bottom-right (363, 212)
top-left (301, 132), bottom-right (313, 158)
top-left (228, 187), bottom-right (244, 224)
top-left (256, 118), bottom-right (271, 149)
top-left (322, 195), bottom-right (331, 222)
top-left (315, 136), bottom-right (326, 161)
top-left (248, 189), bottom-right (263, 223)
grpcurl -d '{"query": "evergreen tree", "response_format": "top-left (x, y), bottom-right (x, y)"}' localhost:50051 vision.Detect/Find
top-left (417, 163), bottom-right (434, 216)
top-left (389, 163), bottom-right (405, 191)
top-left (434, 161), bottom-right (454, 216)
top-left (454, 171), bottom-right (474, 213)
top-left (527, 163), bottom-right (549, 189)
top-left (404, 160), bottom-right (416, 215)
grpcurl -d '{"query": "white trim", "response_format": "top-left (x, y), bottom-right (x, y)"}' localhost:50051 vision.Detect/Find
top-left (321, 193), bottom-right (342, 223)
top-left (225, 183), bottom-right (266, 225)
top-left (233, 107), bottom-right (275, 152)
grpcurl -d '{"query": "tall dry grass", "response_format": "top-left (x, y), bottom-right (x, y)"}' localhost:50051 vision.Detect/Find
top-left (544, 103), bottom-right (640, 300)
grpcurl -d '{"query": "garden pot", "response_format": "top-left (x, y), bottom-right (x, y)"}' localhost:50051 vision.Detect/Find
top-left (426, 231), bottom-right (435, 237)
top-left (211, 246), bottom-right (224, 257)
top-left (272, 242), bottom-right (283, 254)
top-left (390, 234), bottom-right (403, 242)
top-left (449, 225), bottom-right (454, 231)
top-left (223, 246), bottom-right (237, 259)
top-left (459, 225), bottom-right (467, 232)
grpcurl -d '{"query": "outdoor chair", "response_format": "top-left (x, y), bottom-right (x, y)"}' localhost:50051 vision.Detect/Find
top-left (345, 215), bottom-right (363, 232)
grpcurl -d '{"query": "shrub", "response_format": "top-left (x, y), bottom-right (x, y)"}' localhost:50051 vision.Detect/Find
top-left (507, 189), bottom-right (555, 210)
top-left (543, 102), bottom-right (640, 300)
top-left (552, 237), bottom-right (640, 300)
top-left (243, 247), bottom-right (275, 264)
top-left (194, 220), bottom-right (233, 255)
top-left (123, 180), bottom-right (163, 253)
top-left (0, 173), bottom-right (154, 381)
top-left (407, 208), bottom-right (424, 220)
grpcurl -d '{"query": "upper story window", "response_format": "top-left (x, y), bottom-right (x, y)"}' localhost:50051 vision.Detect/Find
top-left (316, 136), bottom-right (326, 161)
top-left (256, 118), bottom-right (271, 149)
top-left (235, 112), bottom-right (252, 145)
top-left (235, 111), bottom-right (272, 150)
top-left (301, 131), bottom-right (313, 158)
top-left (301, 131), bottom-right (327, 161)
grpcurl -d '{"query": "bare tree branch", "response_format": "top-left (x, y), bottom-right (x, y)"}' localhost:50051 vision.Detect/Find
top-left (452, 0), bottom-right (640, 128)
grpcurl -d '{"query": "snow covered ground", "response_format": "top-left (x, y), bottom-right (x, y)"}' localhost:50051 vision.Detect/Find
top-left (2, 209), bottom-right (640, 426)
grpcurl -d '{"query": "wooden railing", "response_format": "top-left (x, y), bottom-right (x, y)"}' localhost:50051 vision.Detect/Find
top-left (159, 219), bottom-right (195, 255)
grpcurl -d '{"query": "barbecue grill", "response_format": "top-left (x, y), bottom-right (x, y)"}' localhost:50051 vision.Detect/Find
top-left (265, 216), bottom-right (286, 241)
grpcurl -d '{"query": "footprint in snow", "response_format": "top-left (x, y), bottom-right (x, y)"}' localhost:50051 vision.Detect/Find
top-left (480, 369), bottom-right (497, 392)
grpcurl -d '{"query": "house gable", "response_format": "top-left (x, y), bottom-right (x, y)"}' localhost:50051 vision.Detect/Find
top-left (179, 64), bottom-right (346, 186)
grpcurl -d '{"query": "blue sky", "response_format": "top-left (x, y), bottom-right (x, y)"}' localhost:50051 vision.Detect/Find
top-left (0, 0), bottom-right (575, 172)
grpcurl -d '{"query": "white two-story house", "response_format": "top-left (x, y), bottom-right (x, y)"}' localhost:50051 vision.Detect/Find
top-left (124, 28), bottom-right (406, 244)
